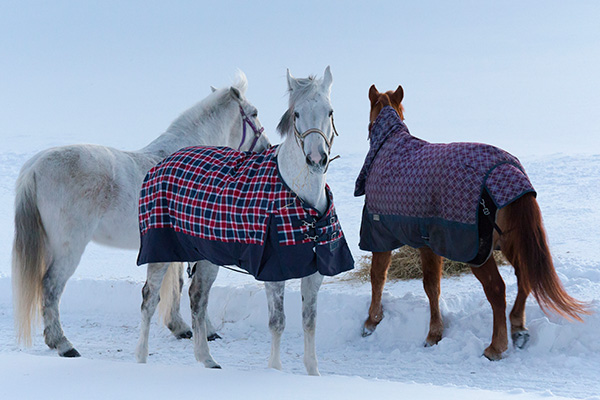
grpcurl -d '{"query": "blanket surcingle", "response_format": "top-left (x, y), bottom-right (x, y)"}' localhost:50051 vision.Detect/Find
top-left (137, 145), bottom-right (354, 281)
top-left (355, 106), bottom-right (535, 265)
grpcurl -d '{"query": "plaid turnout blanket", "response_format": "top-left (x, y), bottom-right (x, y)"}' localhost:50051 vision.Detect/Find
top-left (355, 106), bottom-right (535, 265)
top-left (137, 145), bottom-right (353, 281)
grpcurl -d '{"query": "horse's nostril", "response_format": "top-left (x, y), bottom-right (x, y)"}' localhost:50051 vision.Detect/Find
top-left (319, 156), bottom-right (328, 168)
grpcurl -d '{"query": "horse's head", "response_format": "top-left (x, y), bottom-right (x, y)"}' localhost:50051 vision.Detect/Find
top-left (369, 84), bottom-right (405, 127)
top-left (277, 66), bottom-right (338, 173)
top-left (204, 72), bottom-right (270, 153)
top-left (222, 73), bottom-right (270, 152)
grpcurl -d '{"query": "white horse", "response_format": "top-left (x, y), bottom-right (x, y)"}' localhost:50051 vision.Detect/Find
top-left (135, 67), bottom-right (340, 375)
top-left (12, 72), bottom-right (270, 357)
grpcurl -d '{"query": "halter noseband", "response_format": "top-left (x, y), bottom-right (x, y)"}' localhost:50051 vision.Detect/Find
top-left (237, 105), bottom-right (265, 152)
top-left (292, 113), bottom-right (340, 172)
top-left (293, 113), bottom-right (339, 155)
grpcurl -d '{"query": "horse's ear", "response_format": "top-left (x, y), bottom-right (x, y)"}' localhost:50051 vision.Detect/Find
top-left (229, 86), bottom-right (242, 102)
top-left (322, 66), bottom-right (333, 91)
top-left (286, 69), bottom-right (299, 92)
top-left (210, 86), bottom-right (218, 93)
top-left (391, 85), bottom-right (404, 104)
top-left (369, 85), bottom-right (379, 104)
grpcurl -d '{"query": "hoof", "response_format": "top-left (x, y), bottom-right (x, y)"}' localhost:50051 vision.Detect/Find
top-left (61, 348), bottom-right (81, 358)
top-left (363, 313), bottom-right (383, 337)
top-left (203, 360), bottom-right (222, 369)
top-left (177, 330), bottom-right (193, 339)
top-left (483, 348), bottom-right (503, 361)
top-left (207, 333), bottom-right (222, 341)
top-left (424, 333), bottom-right (442, 347)
top-left (512, 331), bottom-right (530, 349)
top-left (362, 324), bottom-right (375, 337)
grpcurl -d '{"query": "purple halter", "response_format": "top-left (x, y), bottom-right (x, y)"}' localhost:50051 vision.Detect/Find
top-left (237, 106), bottom-right (265, 152)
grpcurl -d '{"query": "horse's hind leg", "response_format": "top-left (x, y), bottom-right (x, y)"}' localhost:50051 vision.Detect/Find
top-left (205, 313), bottom-right (221, 341)
top-left (471, 256), bottom-right (508, 360)
top-left (301, 272), bottom-right (324, 376)
top-left (160, 263), bottom-right (192, 339)
top-left (42, 249), bottom-right (86, 357)
top-left (182, 263), bottom-right (221, 341)
top-left (420, 247), bottom-right (444, 346)
top-left (135, 262), bottom-right (169, 363)
top-left (508, 265), bottom-right (531, 348)
top-left (363, 250), bottom-right (392, 337)
top-left (189, 261), bottom-right (220, 369)
top-left (496, 207), bottom-right (531, 349)
top-left (265, 280), bottom-right (285, 371)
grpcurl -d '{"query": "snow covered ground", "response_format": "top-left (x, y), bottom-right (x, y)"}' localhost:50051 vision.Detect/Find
top-left (1, 136), bottom-right (599, 399)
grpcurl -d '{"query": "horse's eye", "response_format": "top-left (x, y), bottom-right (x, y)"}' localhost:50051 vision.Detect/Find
top-left (252, 112), bottom-right (258, 118)
top-left (294, 111), bottom-right (300, 118)
top-left (329, 110), bottom-right (333, 117)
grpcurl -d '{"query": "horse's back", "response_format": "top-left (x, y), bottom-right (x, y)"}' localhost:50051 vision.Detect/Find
top-left (361, 132), bottom-right (534, 262)
top-left (367, 137), bottom-right (525, 217)
top-left (17, 144), bottom-right (158, 249)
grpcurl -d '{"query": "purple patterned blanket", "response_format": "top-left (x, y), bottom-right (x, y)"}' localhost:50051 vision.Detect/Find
top-left (137, 146), bottom-right (354, 281)
top-left (355, 106), bottom-right (535, 264)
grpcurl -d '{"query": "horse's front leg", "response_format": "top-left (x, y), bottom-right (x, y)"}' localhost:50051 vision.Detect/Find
top-left (265, 281), bottom-right (285, 371)
top-left (420, 247), bottom-right (444, 346)
top-left (136, 262), bottom-right (169, 363)
top-left (363, 251), bottom-right (392, 336)
top-left (301, 272), bottom-right (324, 376)
top-left (189, 261), bottom-right (220, 368)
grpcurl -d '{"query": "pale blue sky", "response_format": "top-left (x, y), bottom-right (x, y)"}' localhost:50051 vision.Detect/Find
top-left (1, 1), bottom-right (599, 156)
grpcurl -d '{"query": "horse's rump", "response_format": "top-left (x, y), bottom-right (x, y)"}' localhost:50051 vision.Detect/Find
top-left (355, 106), bottom-right (535, 265)
top-left (137, 146), bottom-right (353, 280)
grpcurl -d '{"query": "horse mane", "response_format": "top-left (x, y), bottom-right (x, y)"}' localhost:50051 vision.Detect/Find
top-left (382, 91), bottom-right (405, 121)
top-left (166, 71), bottom-right (248, 135)
top-left (277, 75), bottom-right (323, 137)
top-left (396, 103), bottom-right (405, 120)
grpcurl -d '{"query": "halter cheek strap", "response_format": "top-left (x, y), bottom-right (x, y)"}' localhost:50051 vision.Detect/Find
top-left (238, 106), bottom-right (265, 152)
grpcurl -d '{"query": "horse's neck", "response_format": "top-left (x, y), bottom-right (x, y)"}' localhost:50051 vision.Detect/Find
top-left (139, 105), bottom-right (238, 157)
top-left (277, 139), bottom-right (328, 214)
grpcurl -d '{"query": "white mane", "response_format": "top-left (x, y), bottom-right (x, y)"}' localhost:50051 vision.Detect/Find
top-left (166, 71), bottom-right (248, 136)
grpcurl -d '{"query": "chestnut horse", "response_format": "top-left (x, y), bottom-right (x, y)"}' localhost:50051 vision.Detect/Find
top-left (358, 85), bottom-right (588, 360)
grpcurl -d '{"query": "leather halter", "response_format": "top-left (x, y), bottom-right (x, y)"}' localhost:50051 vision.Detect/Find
top-left (237, 105), bottom-right (265, 152)
top-left (292, 113), bottom-right (340, 172)
top-left (293, 113), bottom-right (339, 155)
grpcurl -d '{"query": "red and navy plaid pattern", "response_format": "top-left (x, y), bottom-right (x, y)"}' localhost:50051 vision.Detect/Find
top-left (355, 106), bottom-right (535, 224)
top-left (139, 145), bottom-right (342, 247)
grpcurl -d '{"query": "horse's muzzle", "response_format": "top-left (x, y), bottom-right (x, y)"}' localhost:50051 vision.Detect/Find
top-left (306, 151), bottom-right (328, 172)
